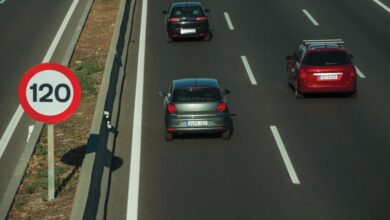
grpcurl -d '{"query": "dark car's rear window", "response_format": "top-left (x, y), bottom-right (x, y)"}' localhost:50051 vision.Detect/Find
top-left (171, 6), bottom-right (204, 16)
top-left (302, 51), bottom-right (352, 66)
top-left (172, 88), bottom-right (220, 102)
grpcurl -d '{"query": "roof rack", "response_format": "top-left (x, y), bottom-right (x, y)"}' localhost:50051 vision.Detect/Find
top-left (303, 39), bottom-right (344, 48)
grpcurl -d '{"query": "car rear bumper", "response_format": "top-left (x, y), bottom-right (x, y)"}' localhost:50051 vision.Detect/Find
top-left (167, 26), bottom-right (209, 39)
top-left (165, 115), bottom-right (231, 134)
top-left (299, 82), bottom-right (356, 93)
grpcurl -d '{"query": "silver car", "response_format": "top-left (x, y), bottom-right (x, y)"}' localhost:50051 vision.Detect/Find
top-left (159, 78), bottom-right (232, 141)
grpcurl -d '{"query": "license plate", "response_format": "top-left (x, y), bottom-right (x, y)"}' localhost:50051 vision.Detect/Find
top-left (314, 72), bottom-right (341, 80)
top-left (186, 121), bottom-right (208, 127)
top-left (180, 29), bottom-right (196, 34)
top-left (319, 75), bottom-right (338, 80)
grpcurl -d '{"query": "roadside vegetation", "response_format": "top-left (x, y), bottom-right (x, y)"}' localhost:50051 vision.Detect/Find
top-left (7, 0), bottom-right (120, 219)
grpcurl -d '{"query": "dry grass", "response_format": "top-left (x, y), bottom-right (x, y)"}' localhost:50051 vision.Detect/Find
top-left (7, 0), bottom-right (120, 219)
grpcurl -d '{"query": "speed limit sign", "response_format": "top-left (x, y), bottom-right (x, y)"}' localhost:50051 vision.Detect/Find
top-left (18, 63), bottom-right (81, 124)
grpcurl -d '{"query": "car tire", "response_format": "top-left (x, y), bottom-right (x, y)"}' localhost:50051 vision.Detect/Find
top-left (348, 91), bottom-right (357, 98)
top-left (222, 129), bottom-right (231, 140)
top-left (203, 34), bottom-right (210, 42)
top-left (295, 87), bottom-right (304, 99)
top-left (165, 132), bottom-right (174, 141)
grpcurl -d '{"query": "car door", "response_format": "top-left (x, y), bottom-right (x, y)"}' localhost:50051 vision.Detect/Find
top-left (290, 46), bottom-right (305, 87)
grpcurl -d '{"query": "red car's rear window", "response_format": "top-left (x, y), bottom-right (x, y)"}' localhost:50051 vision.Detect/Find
top-left (303, 51), bottom-right (352, 66)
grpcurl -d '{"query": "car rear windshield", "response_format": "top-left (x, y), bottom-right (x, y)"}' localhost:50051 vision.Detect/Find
top-left (171, 6), bottom-right (204, 16)
top-left (172, 88), bottom-right (220, 102)
top-left (302, 51), bottom-right (351, 66)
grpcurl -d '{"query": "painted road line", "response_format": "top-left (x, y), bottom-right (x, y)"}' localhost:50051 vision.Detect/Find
top-left (126, 0), bottom-right (147, 219)
top-left (27, 125), bottom-right (34, 143)
top-left (240, 56), bottom-right (258, 85)
top-left (0, 0), bottom-right (6, 4)
top-left (302, 9), bottom-right (319, 26)
top-left (270, 126), bottom-right (301, 185)
top-left (373, 0), bottom-right (390, 13)
top-left (224, 12), bottom-right (235, 30)
top-left (0, 0), bottom-right (80, 160)
top-left (355, 66), bottom-right (366, 78)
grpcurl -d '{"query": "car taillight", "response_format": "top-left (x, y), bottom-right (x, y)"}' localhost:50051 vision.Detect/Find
top-left (167, 104), bottom-right (177, 113)
top-left (168, 18), bottom-right (180, 22)
top-left (217, 102), bottom-right (228, 112)
top-left (196, 16), bottom-right (208, 21)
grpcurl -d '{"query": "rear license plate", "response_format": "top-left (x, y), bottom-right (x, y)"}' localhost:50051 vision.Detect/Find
top-left (314, 73), bottom-right (342, 80)
top-left (186, 121), bottom-right (208, 127)
top-left (180, 29), bottom-right (196, 34)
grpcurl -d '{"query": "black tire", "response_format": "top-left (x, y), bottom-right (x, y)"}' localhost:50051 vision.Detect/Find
top-left (165, 132), bottom-right (174, 141)
top-left (203, 34), bottom-right (210, 42)
top-left (295, 88), bottom-right (304, 99)
top-left (348, 91), bottom-right (357, 98)
top-left (222, 130), bottom-right (231, 140)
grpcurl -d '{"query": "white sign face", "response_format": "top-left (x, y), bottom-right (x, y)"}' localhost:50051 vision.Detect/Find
top-left (19, 63), bottom-right (81, 124)
top-left (26, 70), bottom-right (74, 116)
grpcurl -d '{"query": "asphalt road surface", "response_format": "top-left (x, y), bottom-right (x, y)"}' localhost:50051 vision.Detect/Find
top-left (106, 0), bottom-right (390, 219)
top-left (0, 0), bottom-right (91, 201)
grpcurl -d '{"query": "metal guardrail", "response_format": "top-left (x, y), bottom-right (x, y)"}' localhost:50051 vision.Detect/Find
top-left (70, 0), bottom-right (136, 219)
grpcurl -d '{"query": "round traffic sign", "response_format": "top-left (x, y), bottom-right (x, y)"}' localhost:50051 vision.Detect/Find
top-left (18, 63), bottom-right (81, 124)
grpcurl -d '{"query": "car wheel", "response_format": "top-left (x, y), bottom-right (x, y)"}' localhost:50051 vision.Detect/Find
top-left (222, 129), bottom-right (231, 140)
top-left (348, 91), bottom-right (357, 98)
top-left (203, 34), bottom-right (210, 42)
top-left (295, 87), bottom-right (304, 99)
top-left (165, 132), bottom-right (174, 141)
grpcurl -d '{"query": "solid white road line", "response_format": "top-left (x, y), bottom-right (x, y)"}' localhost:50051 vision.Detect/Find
top-left (223, 12), bottom-right (235, 30)
top-left (302, 9), bottom-right (319, 26)
top-left (27, 125), bottom-right (34, 143)
top-left (126, 0), bottom-right (148, 219)
top-left (0, 0), bottom-right (80, 160)
top-left (373, 0), bottom-right (390, 13)
top-left (270, 126), bottom-right (301, 185)
top-left (355, 66), bottom-right (367, 78)
top-left (0, 0), bottom-right (6, 4)
top-left (240, 56), bottom-right (258, 85)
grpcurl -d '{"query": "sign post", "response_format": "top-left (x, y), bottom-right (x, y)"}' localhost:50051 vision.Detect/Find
top-left (18, 63), bottom-right (81, 201)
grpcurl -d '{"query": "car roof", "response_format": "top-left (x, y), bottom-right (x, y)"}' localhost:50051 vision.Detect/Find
top-left (172, 78), bottom-right (219, 89)
top-left (171, 2), bottom-right (202, 8)
top-left (305, 46), bottom-right (347, 54)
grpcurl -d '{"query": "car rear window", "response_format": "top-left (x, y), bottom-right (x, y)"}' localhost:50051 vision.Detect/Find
top-left (171, 6), bottom-right (204, 16)
top-left (172, 88), bottom-right (220, 102)
top-left (302, 51), bottom-right (351, 66)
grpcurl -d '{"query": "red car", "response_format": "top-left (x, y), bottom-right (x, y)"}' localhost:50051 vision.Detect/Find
top-left (286, 39), bottom-right (357, 98)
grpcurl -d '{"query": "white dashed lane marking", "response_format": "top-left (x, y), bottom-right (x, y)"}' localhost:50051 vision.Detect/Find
top-left (373, 0), bottom-right (390, 13)
top-left (355, 66), bottom-right (367, 78)
top-left (270, 126), bottom-right (301, 185)
top-left (302, 9), bottom-right (319, 26)
top-left (224, 12), bottom-right (235, 30)
top-left (240, 56), bottom-right (258, 85)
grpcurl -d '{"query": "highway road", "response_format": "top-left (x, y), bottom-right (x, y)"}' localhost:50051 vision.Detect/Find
top-left (0, 0), bottom-right (91, 203)
top-left (106, 0), bottom-right (390, 219)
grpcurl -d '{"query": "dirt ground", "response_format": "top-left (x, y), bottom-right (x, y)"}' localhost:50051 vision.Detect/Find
top-left (7, 0), bottom-right (120, 219)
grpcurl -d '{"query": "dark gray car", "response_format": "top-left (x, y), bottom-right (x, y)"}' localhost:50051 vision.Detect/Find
top-left (159, 78), bottom-right (232, 141)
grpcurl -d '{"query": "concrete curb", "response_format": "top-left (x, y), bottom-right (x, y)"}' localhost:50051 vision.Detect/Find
top-left (0, 1), bottom-right (94, 219)
top-left (70, 0), bottom-right (136, 219)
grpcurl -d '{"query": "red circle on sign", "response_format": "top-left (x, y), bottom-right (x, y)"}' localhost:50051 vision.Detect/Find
top-left (18, 63), bottom-right (82, 124)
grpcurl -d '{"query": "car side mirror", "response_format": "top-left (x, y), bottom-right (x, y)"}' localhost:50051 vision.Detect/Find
top-left (162, 10), bottom-right (168, 14)
top-left (285, 55), bottom-right (292, 61)
top-left (224, 89), bottom-right (231, 95)
top-left (205, 9), bottom-right (210, 13)
top-left (158, 91), bottom-right (166, 97)
top-left (349, 53), bottom-right (354, 59)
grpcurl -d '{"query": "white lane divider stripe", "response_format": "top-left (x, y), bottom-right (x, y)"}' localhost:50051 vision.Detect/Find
top-left (126, 0), bottom-right (148, 219)
top-left (355, 66), bottom-right (366, 78)
top-left (373, 0), bottom-right (390, 13)
top-left (27, 125), bottom-right (34, 143)
top-left (270, 126), bottom-right (301, 185)
top-left (240, 56), bottom-right (258, 85)
top-left (0, 0), bottom-right (80, 160)
top-left (0, 0), bottom-right (6, 4)
top-left (224, 12), bottom-right (235, 30)
top-left (302, 9), bottom-right (319, 26)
